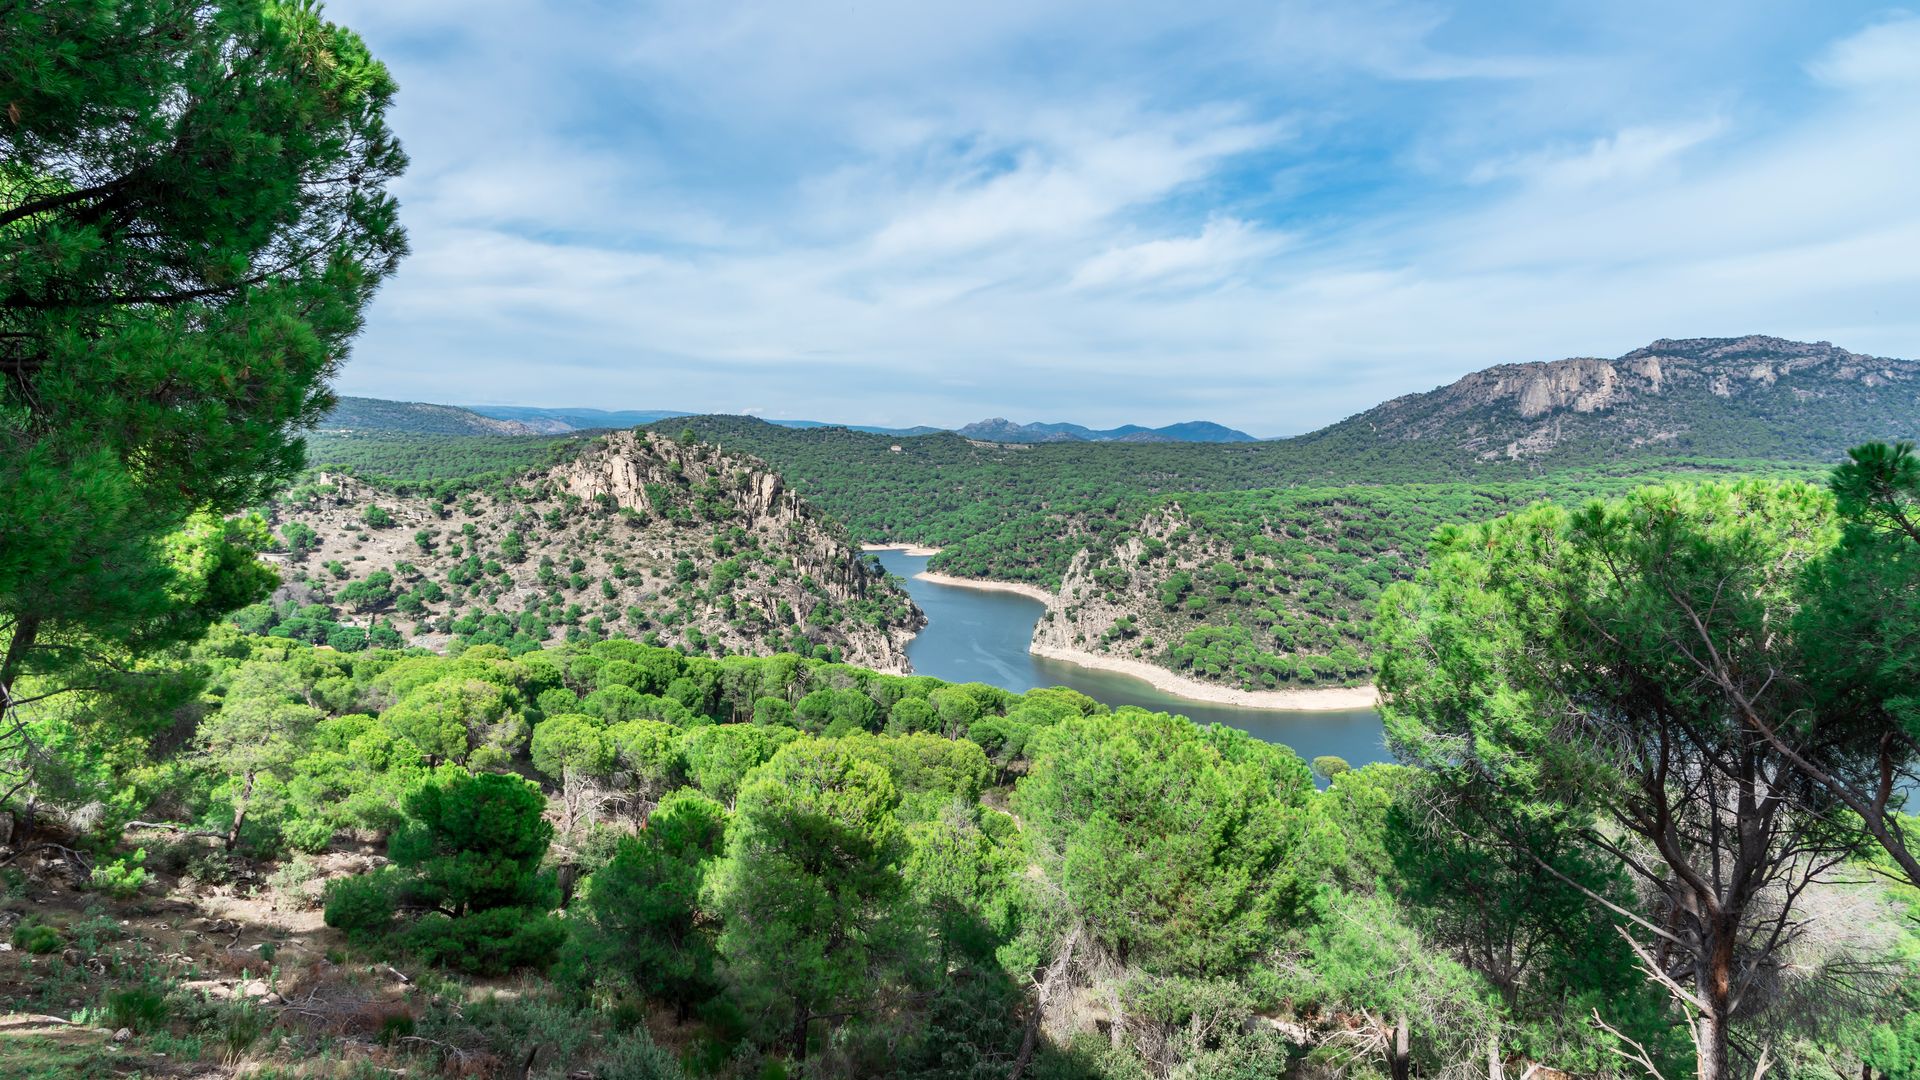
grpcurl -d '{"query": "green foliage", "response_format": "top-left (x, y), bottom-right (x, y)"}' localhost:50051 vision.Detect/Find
top-left (595, 1029), bottom-right (687, 1080)
top-left (1014, 710), bottom-right (1323, 977)
top-left (531, 713), bottom-right (614, 782)
top-left (323, 871), bottom-right (398, 938)
top-left (11, 921), bottom-right (63, 955)
top-left (1310, 755), bottom-right (1350, 781)
top-left (405, 907), bottom-right (567, 976)
top-left (709, 738), bottom-right (924, 1056)
top-left (102, 985), bottom-right (170, 1035)
top-left (89, 847), bottom-right (149, 899)
top-left (304, 432), bottom-right (585, 496)
top-left (1278, 891), bottom-right (1497, 1077)
top-left (585, 788), bottom-right (730, 1016)
top-left (390, 771), bottom-right (554, 916)
top-left (682, 723), bottom-right (795, 804)
top-left (1375, 477), bottom-right (1895, 1074)
top-left (0, 0), bottom-right (407, 719)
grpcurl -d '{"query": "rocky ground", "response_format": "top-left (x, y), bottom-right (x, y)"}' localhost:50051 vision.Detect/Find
top-left (0, 830), bottom-right (697, 1079)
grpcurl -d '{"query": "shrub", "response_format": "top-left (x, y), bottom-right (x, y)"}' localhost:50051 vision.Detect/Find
top-left (211, 999), bottom-right (268, 1063)
top-left (90, 848), bottom-right (149, 899)
top-left (597, 1030), bottom-right (686, 1080)
top-left (374, 1006), bottom-right (416, 1046)
top-left (11, 922), bottom-right (62, 955)
top-left (405, 908), bottom-right (566, 976)
top-left (323, 872), bottom-right (397, 937)
top-left (267, 856), bottom-right (321, 903)
top-left (389, 771), bottom-right (554, 915)
top-left (104, 985), bottom-right (170, 1034)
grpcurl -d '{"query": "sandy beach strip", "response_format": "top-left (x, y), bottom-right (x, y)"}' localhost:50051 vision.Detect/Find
top-left (913, 571), bottom-right (1055, 603)
top-left (1029, 644), bottom-right (1381, 711)
top-left (861, 542), bottom-right (945, 556)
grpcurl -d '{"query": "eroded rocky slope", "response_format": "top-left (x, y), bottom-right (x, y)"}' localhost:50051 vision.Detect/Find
top-left (1305, 336), bottom-right (1920, 462)
top-left (260, 431), bottom-right (923, 669)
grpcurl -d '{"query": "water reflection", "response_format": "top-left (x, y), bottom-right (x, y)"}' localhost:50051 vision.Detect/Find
top-left (873, 550), bottom-right (1390, 768)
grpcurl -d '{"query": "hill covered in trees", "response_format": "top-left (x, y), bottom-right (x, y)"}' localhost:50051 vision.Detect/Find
top-left (321, 396), bottom-right (568, 435)
top-left (8, 4), bottom-right (1920, 1077)
top-left (252, 431), bottom-right (922, 670)
top-left (648, 337), bottom-right (1909, 691)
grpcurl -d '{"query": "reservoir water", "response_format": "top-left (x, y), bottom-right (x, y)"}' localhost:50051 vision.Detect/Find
top-left (873, 550), bottom-right (1390, 768)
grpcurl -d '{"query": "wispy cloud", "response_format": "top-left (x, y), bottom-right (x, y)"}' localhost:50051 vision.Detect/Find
top-left (1466, 119), bottom-right (1725, 188)
top-left (1808, 12), bottom-right (1920, 90)
top-left (326, 0), bottom-right (1920, 434)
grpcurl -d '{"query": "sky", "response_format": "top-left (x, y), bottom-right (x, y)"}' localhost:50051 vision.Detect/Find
top-left (325, 0), bottom-right (1920, 437)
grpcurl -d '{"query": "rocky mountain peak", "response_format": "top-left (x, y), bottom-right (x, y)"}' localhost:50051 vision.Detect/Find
top-left (1311, 336), bottom-right (1919, 462)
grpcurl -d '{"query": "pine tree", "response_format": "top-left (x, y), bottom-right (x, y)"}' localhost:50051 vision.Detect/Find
top-left (0, 1), bottom-right (407, 726)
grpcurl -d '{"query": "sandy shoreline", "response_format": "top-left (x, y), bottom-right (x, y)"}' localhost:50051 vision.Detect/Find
top-left (1031, 645), bottom-right (1381, 711)
top-left (862, 542), bottom-right (945, 556)
top-left (912, 570), bottom-right (1380, 711)
top-left (913, 570), bottom-right (1055, 603)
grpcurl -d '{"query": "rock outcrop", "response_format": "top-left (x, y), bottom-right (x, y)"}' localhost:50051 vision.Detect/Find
top-left (1315, 336), bottom-right (1920, 462)
top-left (270, 431), bottom-right (923, 671)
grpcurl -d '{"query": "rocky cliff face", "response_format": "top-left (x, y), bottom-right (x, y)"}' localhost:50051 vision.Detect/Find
top-left (271, 431), bottom-right (923, 670)
top-left (1031, 508), bottom-right (1207, 657)
top-left (1315, 336), bottom-right (1920, 462)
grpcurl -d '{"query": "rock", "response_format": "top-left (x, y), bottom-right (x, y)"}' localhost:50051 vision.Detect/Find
top-left (241, 979), bottom-right (271, 998)
top-left (113, 1027), bottom-right (131, 1042)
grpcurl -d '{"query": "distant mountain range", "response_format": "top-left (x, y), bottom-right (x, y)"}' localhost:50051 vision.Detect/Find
top-left (324, 401), bottom-right (1255, 443)
top-left (953, 418), bottom-right (1255, 443)
top-left (326, 336), bottom-right (1914, 458)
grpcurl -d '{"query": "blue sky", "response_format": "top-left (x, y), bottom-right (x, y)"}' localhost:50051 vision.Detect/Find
top-left (326, 0), bottom-right (1920, 436)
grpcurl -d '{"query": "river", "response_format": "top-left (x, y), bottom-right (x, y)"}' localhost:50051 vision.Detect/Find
top-left (873, 550), bottom-right (1390, 768)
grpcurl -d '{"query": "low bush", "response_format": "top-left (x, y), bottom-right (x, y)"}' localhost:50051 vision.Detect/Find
top-left (90, 848), bottom-right (149, 899)
top-left (10, 922), bottom-right (62, 955)
top-left (404, 908), bottom-right (566, 976)
top-left (210, 999), bottom-right (269, 1063)
top-left (597, 1029), bottom-right (685, 1080)
top-left (322, 872), bottom-right (397, 938)
top-left (104, 985), bottom-right (170, 1034)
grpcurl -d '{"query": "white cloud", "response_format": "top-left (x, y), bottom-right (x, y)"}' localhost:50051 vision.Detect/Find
top-left (1466, 118), bottom-right (1725, 188)
top-left (323, 2), bottom-right (1920, 434)
top-left (1070, 218), bottom-right (1289, 291)
top-left (1808, 12), bottom-right (1920, 90)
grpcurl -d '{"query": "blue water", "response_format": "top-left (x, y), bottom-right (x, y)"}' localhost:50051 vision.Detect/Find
top-left (874, 550), bottom-right (1390, 768)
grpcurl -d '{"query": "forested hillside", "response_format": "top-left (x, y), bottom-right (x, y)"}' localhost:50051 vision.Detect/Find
top-left (253, 431), bottom-right (923, 669)
top-left (8, 7), bottom-right (1920, 1079)
top-left (1022, 464), bottom-right (1820, 690)
top-left (665, 424), bottom-right (1836, 689)
top-left (322, 396), bottom-right (568, 435)
top-left (303, 431), bottom-right (591, 497)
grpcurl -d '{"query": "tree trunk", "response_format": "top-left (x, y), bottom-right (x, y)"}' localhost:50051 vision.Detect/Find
top-left (1389, 1014), bottom-right (1411, 1080)
top-left (1695, 928), bottom-right (1735, 1080)
top-left (1695, 1009), bottom-right (1729, 1080)
top-left (226, 771), bottom-right (255, 851)
top-left (0, 614), bottom-right (41, 705)
top-left (791, 1009), bottom-right (810, 1063)
top-left (1488, 1031), bottom-right (1505, 1080)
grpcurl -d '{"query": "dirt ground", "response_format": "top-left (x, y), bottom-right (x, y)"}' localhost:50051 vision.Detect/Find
top-left (0, 837), bottom-right (438, 1079)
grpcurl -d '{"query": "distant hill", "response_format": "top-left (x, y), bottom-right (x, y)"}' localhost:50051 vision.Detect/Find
top-left (467, 405), bottom-right (690, 430)
top-left (321, 397), bottom-right (554, 435)
top-left (957, 418), bottom-right (1256, 443)
top-left (454, 404), bottom-right (1252, 442)
top-left (1298, 335), bottom-right (1920, 465)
